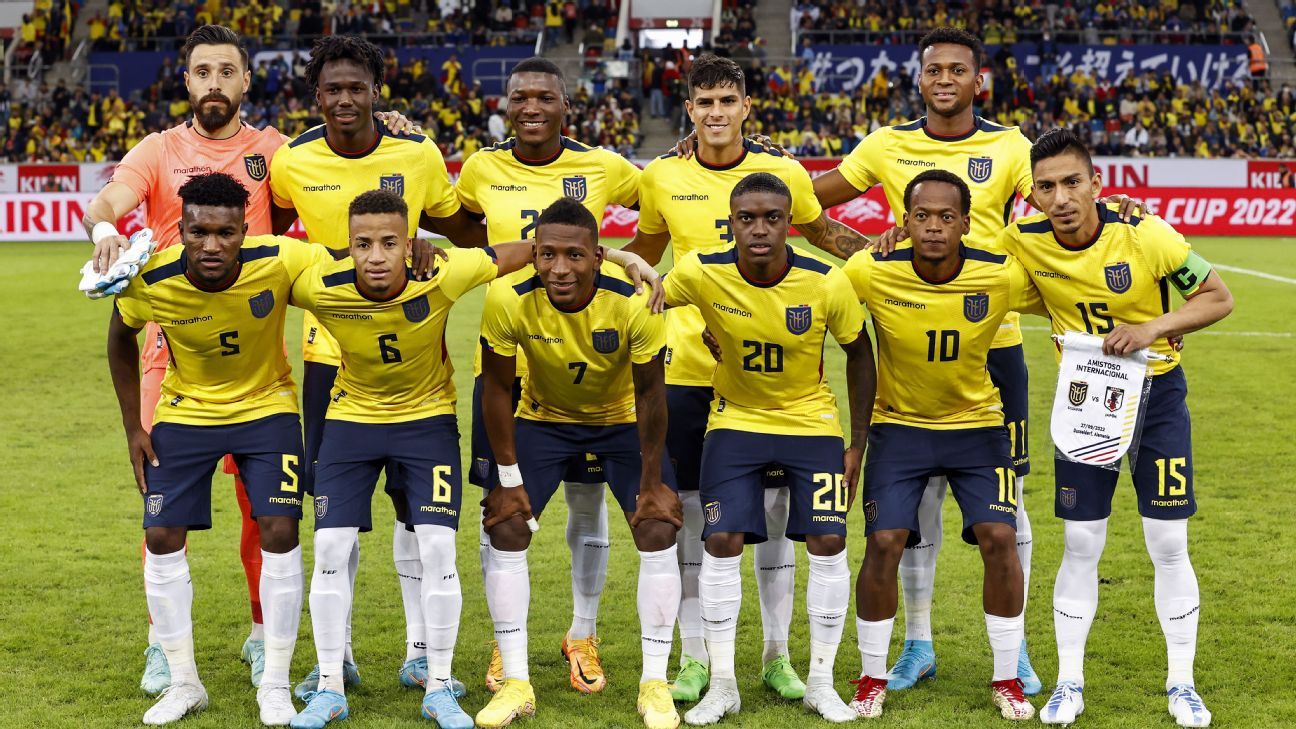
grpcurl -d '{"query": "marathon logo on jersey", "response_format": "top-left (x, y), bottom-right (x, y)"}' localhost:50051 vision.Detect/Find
top-left (315, 496), bottom-right (328, 519)
top-left (785, 305), bottom-right (812, 335)
top-left (248, 289), bottom-right (275, 318)
top-left (1104, 386), bottom-right (1125, 412)
top-left (1105, 261), bottom-right (1132, 293)
top-left (380, 174), bottom-right (405, 197)
top-left (592, 328), bottom-right (620, 354)
top-left (146, 494), bottom-right (164, 517)
top-left (403, 294), bottom-right (430, 323)
top-left (968, 156), bottom-right (993, 183)
top-left (1059, 487), bottom-right (1077, 510)
top-left (562, 176), bottom-right (588, 202)
top-left (964, 292), bottom-right (989, 323)
top-left (704, 500), bottom-right (721, 525)
top-left (1068, 381), bottom-right (1089, 407)
top-left (244, 153), bottom-right (268, 182)
top-left (863, 499), bottom-right (878, 524)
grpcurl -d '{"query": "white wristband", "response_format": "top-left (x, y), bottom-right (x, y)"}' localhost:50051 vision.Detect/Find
top-left (498, 463), bottom-right (523, 488)
top-left (92, 221), bottom-right (120, 245)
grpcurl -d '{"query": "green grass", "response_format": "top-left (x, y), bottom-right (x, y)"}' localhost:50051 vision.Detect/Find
top-left (1, 237), bottom-right (1293, 728)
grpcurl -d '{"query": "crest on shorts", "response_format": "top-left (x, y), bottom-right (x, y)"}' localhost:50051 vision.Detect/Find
top-left (1059, 487), bottom-right (1077, 510)
top-left (968, 156), bottom-right (993, 183)
top-left (785, 305), bottom-right (812, 335)
top-left (473, 458), bottom-right (491, 482)
top-left (964, 292), bottom-right (989, 323)
top-left (1104, 386), bottom-right (1124, 412)
top-left (146, 494), bottom-right (164, 517)
top-left (244, 153), bottom-right (267, 181)
top-left (562, 176), bottom-right (587, 202)
top-left (1068, 381), bottom-right (1089, 407)
top-left (380, 174), bottom-right (405, 197)
top-left (315, 496), bottom-right (328, 519)
top-left (1104, 262), bottom-right (1132, 293)
top-left (592, 328), bottom-right (620, 354)
top-left (863, 499), bottom-right (878, 524)
top-left (248, 289), bottom-right (275, 318)
top-left (704, 500), bottom-right (721, 525)
top-left (403, 294), bottom-right (430, 323)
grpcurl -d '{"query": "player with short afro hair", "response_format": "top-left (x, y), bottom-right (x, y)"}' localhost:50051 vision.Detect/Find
top-left (305, 35), bottom-right (386, 92)
top-left (178, 171), bottom-right (251, 211)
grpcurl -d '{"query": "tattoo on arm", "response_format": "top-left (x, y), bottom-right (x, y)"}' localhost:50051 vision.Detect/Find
top-left (800, 214), bottom-right (871, 260)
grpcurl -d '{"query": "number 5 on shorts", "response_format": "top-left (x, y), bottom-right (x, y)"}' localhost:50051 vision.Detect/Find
top-left (280, 454), bottom-right (300, 493)
top-left (812, 472), bottom-right (847, 512)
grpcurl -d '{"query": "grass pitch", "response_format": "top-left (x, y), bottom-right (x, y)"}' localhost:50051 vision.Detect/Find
top-left (1, 237), bottom-right (1293, 727)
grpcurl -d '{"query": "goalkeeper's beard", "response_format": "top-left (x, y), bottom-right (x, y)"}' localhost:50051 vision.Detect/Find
top-left (192, 92), bottom-right (239, 134)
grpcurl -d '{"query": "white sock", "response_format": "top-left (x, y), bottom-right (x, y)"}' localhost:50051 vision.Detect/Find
top-left (393, 519), bottom-right (426, 663)
top-left (249, 623), bottom-right (265, 641)
top-left (806, 549), bottom-right (849, 685)
top-left (638, 545), bottom-right (681, 682)
top-left (899, 477), bottom-right (945, 642)
top-left (756, 487), bottom-right (794, 664)
top-left (415, 524), bottom-right (461, 691)
top-left (1143, 518), bottom-right (1200, 690)
top-left (699, 552), bottom-right (742, 680)
top-left (1053, 519), bottom-right (1107, 687)
top-left (260, 546), bottom-right (304, 689)
top-left (148, 623), bottom-right (159, 645)
top-left (311, 528), bottom-right (358, 694)
top-left (485, 545), bottom-right (530, 681)
top-left (565, 484), bottom-right (609, 639)
top-left (344, 537), bottom-right (359, 665)
top-left (856, 617), bottom-right (894, 679)
top-left (144, 548), bottom-right (199, 685)
top-left (1015, 476), bottom-right (1033, 613)
top-left (676, 490), bottom-right (708, 665)
top-left (478, 501), bottom-right (490, 582)
top-left (986, 612), bottom-right (1025, 682)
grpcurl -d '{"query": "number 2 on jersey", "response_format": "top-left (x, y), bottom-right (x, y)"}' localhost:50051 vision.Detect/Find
top-left (520, 209), bottom-right (540, 239)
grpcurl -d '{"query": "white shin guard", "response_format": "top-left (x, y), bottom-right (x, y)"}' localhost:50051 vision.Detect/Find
top-left (484, 545), bottom-right (530, 681)
top-left (393, 519), bottom-right (427, 662)
top-left (806, 549), bottom-right (848, 684)
top-left (675, 490), bottom-right (707, 664)
top-left (1053, 518), bottom-right (1108, 686)
top-left (1143, 517), bottom-right (1200, 689)
top-left (699, 552), bottom-right (742, 680)
top-left (638, 545), bottom-right (681, 682)
top-left (564, 484), bottom-right (609, 639)
top-left (311, 527), bottom-right (359, 693)
top-left (144, 548), bottom-right (198, 684)
top-left (755, 487), bottom-right (795, 663)
top-left (260, 546), bottom-right (304, 689)
top-left (899, 477), bottom-right (945, 643)
top-left (414, 524), bottom-right (461, 684)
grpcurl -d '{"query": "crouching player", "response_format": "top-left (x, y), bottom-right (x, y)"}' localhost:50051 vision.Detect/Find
top-left (107, 172), bottom-right (333, 726)
top-left (477, 198), bottom-right (684, 729)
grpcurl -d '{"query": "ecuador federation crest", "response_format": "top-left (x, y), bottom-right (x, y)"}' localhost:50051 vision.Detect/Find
top-left (1104, 386), bottom-right (1125, 413)
top-left (248, 289), bottom-right (275, 319)
top-left (968, 156), bottom-right (993, 183)
top-left (379, 174), bottom-right (405, 197)
top-left (244, 153), bottom-right (267, 182)
top-left (785, 305), bottom-right (812, 335)
top-left (314, 496), bottom-right (329, 519)
top-left (403, 294), bottom-right (430, 323)
top-left (592, 328), bottom-right (620, 354)
top-left (1104, 262), bottom-right (1132, 293)
top-left (1059, 487), bottom-right (1077, 510)
top-left (1068, 381), bottom-right (1089, 407)
top-left (146, 494), bottom-right (164, 517)
top-left (863, 500), bottom-right (878, 524)
top-left (964, 292), bottom-right (989, 323)
top-left (704, 500), bottom-right (721, 525)
top-left (562, 176), bottom-right (588, 202)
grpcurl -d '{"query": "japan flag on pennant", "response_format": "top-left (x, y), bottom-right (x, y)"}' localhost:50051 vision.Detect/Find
top-left (1050, 331), bottom-right (1153, 469)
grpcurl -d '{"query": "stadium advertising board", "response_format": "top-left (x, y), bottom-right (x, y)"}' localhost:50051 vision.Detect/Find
top-left (808, 44), bottom-right (1252, 92)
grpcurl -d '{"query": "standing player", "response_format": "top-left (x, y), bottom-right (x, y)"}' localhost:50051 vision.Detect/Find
top-left (287, 190), bottom-right (550, 729)
top-left (626, 53), bottom-right (872, 703)
top-left (455, 57), bottom-right (642, 695)
top-left (476, 199), bottom-right (682, 729)
top-left (268, 35), bottom-right (487, 696)
top-left (998, 129), bottom-right (1232, 728)
top-left (843, 170), bottom-right (1045, 721)
top-left (660, 173), bottom-right (876, 725)
top-left (107, 173), bottom-right (331, 725)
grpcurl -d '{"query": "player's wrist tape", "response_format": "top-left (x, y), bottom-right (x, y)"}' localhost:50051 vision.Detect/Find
top-left (499, 463), bottom-right (523, 488)
top-left (91, 221), bottom-right (120, 245)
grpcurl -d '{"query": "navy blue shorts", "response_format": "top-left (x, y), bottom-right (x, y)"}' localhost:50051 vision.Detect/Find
top-left (988, 344), bottom-right (1030, 476)
top-left (313, 415), bottom-right (463, 532)
top-left (143, 413), bottom-right (304, 530)
top-left (668, 385), bottom-right (787, 490)
top-left (470, 375), bottom-right (604, 487)
top-left (698, 429), bottom-right (847, 543)
top-left (862, 424), bottom-right (1018, 546)
top-left (495, 419), bottom-right (677, 519)
top-left (1055, 366), bottom-right (1195, 521)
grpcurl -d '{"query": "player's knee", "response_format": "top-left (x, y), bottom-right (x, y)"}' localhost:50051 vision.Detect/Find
top-left (1063, 518), bottom-right (1109, 561)
top-left (866, 529), bottom-right (908, 566)
top-left (144, 527), bottom-right (186, 556)
top-left (1142, 518), bottom-right (1190, 564)
top-left (314, 528), bottom-right (357, 569)
top-left (806, 533), bottom-right (845, 557)
top-left (973, 523), bottom-right (1020, 565)
top-left (631, 518), bottom-right (677, 552)
top-left (414, 525), bottom-right (457, 575)
top-left (704, 532), bottom-right (745, 558)
top-left (488, 517), bottom-right (533, 551)
top-left (257, 517), bottom-right (299, 553)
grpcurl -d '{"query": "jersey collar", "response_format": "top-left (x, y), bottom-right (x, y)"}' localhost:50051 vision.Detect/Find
top-left (1054, 204), bottom-right (1107, 251)
top-left (910, 243), bottom-right (967, 285)
top-left (921, 116), bottom-right (980, 143)
top-left (356, 267), bottom-right (413, 302)
top-left (695, 139), bottom-right (753, 171)
top-left (511, 137), bottom-right (567, 166)
top-left (736, 246), bottom-right (793, 288)
top-left (181, 255), bottom-right (243, 293)
top-left (324, 120), bottom-right (385, 159)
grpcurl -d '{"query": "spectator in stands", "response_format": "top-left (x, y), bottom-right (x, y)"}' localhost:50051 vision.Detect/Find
top-left (1123, 120), bottom-right (1150, 154)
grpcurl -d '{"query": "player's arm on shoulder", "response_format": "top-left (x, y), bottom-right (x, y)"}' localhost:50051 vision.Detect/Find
top-left (602, 245), bottom-right (660, 299)
top-left (610, 153), bottom-right (643, 209)
top-left (816, 132), bottom-right (877, 208)
top-left (84, 182), bottom-right (143, 273)
top-left (841, 249), bottom-right (873, 304)
top-left (797, 212), bottom-right (874, 261)
top-left (421, 207), bottom-right (488, 248)
top-left (623, 163), bottom-right (670, 265)
top-left (106, 302), bottom-right (156, 494)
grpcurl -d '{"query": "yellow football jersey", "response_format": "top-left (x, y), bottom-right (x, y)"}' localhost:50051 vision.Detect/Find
top-left (838, 116), bottom-right (1034, 348)
top-left (843, 246), bottom-right (1045, 430)
top-left (114, 236), bottom-right (331, 426)
top-left (456, 136), bottom-right (642, 377)
top-left (480, 268), bottom-right (665, 426)
top-left (269, 121), bottom-right (462, 366)
top-left (661, 247), bottom-right (864, 437)
top-left (290, 248), bottom-right (499, 423)
top-left (997, 204), bottom-right (1197, 376)
top-left (638, 140), bottom-right (825, 387)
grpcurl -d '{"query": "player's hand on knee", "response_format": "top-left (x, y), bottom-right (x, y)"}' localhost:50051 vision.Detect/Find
top-left (843, 445), bottom-right (864, 510)
top-left (701, 328), bottom-right (722, 362)
top-left (1102, 322), bottom-right (1159, 356)
top-left (483, 483), bottom-right (534, 531)
top-left (94, 234), bottom-right (129, 274)
top-left (409, 238), bottom-right (448, 280)
top-left (672, 129), bottom-right (698, 159)
top-left (375, 110), bottom-right (422, 136)
top-left (631, 480), bottom-right (683, 529)
top-left (871, 226), bottom-right (907, 257)
top-left (127, 428), bottom-right (158, 494)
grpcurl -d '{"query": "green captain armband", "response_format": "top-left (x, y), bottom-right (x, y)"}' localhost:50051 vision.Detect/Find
top-left (1168, 251), bottom-right (1211, 296)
